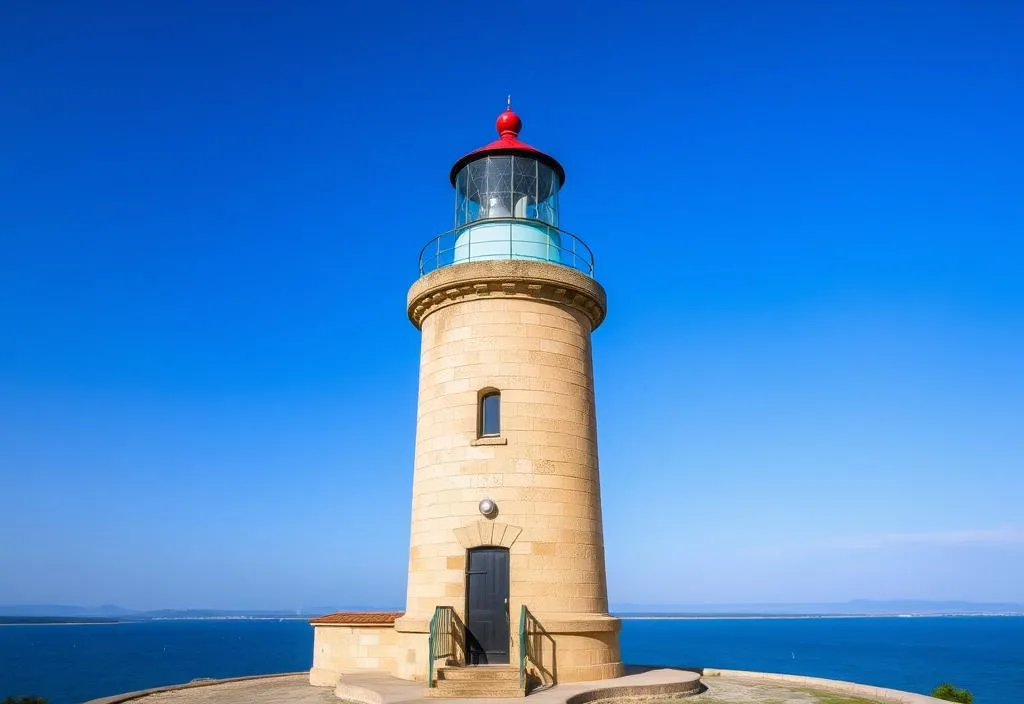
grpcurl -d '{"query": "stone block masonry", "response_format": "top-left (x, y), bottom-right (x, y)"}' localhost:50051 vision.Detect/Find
top-left (309, 613), bottom-right (401, 686)
top-left (394, 259), bottom-right (623, 684)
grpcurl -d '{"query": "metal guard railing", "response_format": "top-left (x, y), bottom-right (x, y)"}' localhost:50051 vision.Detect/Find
top-left (418, 218), bottom-right (595, 278)
top-left (427, 606), bottom-right (456, 688)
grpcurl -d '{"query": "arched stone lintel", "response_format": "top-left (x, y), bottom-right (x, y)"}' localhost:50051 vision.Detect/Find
top-left (454, 520), bottom-right (522, 549)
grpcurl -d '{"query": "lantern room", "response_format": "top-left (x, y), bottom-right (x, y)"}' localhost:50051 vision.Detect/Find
top-left (418, 105), bottom-right (593, 277)
top-left (450, 108), bottom-right (563, 227)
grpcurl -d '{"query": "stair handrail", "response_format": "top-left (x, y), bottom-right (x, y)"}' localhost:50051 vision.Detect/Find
top-left (427, 605), bottom-right (456, 688)
top-left (519, 605), bottom-right (556, 691)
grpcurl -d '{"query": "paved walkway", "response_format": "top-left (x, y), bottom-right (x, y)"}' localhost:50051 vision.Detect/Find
top-left (336, 667), bottom-right (699, 704)
top-left (88, 668), bottom-right (943, 704)
top-left (692, 677), bottom-right (877, 703)
top-left (96, 669), bottom-right (701, 704)
top-left (118, 675), bottom-right (334, 704)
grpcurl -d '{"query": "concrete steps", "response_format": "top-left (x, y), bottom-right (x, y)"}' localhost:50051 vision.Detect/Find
top-left (428, 665), bottom-right (525, 698)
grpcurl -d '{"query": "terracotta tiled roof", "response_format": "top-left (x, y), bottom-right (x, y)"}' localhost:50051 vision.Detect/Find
top-left (308, 611), bottom-right (403, 625)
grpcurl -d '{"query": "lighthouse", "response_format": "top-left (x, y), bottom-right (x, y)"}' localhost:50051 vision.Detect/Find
top-left (394, 105), bottom-right (623, 690)
top-left (308, 105), bottom-right (622, 695)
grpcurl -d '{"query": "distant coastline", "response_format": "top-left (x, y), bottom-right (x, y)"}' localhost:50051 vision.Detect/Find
top-left (0, 616), bottom-right (120, 626)
top-left (4, 612), bottom-right (1022, 626)
top-left (3, 600), bottom-right (1022, 625)
top-left (615, 612), bottom-right (1024, 620)
top-left (0, 615), bottom-right (312, 626)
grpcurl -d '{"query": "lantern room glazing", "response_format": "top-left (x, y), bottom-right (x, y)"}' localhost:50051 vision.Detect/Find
top-left (453, 155), bottom-right (560, 227)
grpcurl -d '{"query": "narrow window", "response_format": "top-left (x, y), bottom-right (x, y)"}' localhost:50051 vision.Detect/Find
top-left (480, 391), bottom-right (501, 437)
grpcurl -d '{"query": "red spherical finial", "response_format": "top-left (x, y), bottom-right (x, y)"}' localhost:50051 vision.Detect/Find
top-left (496, 106), bottom-right (522, 138)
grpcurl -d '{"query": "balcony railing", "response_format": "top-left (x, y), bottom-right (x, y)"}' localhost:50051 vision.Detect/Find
top-left (418, 218), bottom-right (594, 278)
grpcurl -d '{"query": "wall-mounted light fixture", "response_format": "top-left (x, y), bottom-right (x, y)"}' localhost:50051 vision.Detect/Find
top-left (478, 498), bottom-right (497, 519)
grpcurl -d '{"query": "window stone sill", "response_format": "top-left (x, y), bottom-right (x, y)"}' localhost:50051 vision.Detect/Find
top-left (471, 436), bottom-right (508, 446)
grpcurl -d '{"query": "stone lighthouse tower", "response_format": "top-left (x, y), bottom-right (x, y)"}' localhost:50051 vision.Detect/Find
top-left (393, 105), bottom-right (623, 689)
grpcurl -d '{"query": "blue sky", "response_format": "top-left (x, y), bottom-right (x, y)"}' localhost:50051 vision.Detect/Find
top-left (1, 0), bottom-right (1022, 610)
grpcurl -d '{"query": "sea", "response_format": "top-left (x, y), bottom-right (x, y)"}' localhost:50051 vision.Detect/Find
top-left (1, 616), bottom-right (1022, 704)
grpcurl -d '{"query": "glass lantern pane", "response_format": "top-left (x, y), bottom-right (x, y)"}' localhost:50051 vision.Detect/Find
top-left (454, 155), bottom-right (561, 227)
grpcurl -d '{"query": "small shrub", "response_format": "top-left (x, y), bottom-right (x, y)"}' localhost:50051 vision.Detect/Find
top-left (931, 683), bottom-right (973, 704)
top-left (2, 697), bottom-right (48, 704)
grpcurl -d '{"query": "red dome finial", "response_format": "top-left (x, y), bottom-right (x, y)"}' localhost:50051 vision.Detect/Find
top-left (449, 98), bottom-right (565, 185)
top-left (496, 97), bottom-right (521, 139)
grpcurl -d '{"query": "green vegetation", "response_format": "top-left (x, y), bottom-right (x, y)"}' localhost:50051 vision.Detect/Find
top-left (2, 697), bottom-right (48, 704)
top-left (931, 683), bottom-right (973, 704)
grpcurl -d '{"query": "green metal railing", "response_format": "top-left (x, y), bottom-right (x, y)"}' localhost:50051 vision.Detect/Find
top-left (519, 605), bottom-right (556, 692)
top-left (427, 606), bottom-right (456, 688)
top-left (518, 605), bottom-right (528, 689)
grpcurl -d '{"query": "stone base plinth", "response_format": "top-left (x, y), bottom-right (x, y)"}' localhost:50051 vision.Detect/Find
top-left (311, 611), bottom-right (622, 687)
top-left (392, 619), bottom-right (432, 682)
top-left (523, 614), bottom-right (623, 684)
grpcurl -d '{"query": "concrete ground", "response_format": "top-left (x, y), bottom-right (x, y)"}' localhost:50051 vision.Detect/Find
top-left (691, 677), bottom-right (879, 704)
top-left (336, 667), bottom-right (700, 704)
top-left (115, 676), bottom-right (333, 704)
top-left (93, 670), bottom-right (921, 704)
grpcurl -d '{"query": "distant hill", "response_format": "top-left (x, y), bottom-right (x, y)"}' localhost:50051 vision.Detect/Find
top-left (0, 616), bottom-right (120, 625)
top-left (4, 600), bottom-right (1020, 620)
top-left (610, 599), bottom-right (1024, 615)
top-left (0, 604), bottom-right (400, 619)
top-left (0, 604), bottom-right (140, 618)
top-left (138, 608), bottom-right (319, 619)
top-left (842, 599), bottom-right (1024, 614)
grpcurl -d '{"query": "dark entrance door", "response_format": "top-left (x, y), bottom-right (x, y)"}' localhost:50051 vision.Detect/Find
top-left (465, 547), bottom-right (510, 665)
